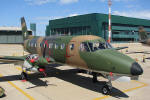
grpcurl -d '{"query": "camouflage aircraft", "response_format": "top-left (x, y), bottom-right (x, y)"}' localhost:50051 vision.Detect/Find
top-left (126, 26), bottom-right (150, 57)
top-left (0, 17), bottom-right (143, 95)
top-left (139, 26), bottom-right (150, 45)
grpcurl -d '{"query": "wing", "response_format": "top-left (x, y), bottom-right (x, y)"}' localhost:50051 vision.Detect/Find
top-left (0, 56), bottom-right (25, 63)
top-left (126, 51), bottom-right (150, 54)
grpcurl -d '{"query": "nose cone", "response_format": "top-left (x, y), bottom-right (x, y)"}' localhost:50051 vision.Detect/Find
top-left (131, 62), bottom-right (143, 75)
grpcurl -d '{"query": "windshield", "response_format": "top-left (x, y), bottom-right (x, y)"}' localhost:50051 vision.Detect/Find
top-left (88, 42), bottom-right (106, 52)
top-left (80, 42), bottom-right (113, 52)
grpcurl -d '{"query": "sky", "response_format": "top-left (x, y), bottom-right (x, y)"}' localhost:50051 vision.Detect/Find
top-left (0, 0), bottom-right (150, 36)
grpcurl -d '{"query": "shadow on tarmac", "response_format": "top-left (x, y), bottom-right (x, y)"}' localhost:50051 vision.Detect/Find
top-left (0, 63), bottom-right (129, 98)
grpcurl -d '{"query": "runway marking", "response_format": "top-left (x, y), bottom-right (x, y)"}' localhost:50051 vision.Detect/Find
top-left (0, 73), bottom-right (35, 100)
top-left (15, 66), bottom-right (148, 100)
top-left (15, 66), bottom-right (31, 74)
top-left (93, 81), bottom-right (148, 100)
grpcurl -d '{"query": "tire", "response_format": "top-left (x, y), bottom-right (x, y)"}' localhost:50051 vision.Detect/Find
top-left (102, 85), bottom-right (110, 95)
top-left (21, 72), bottom-right (28, 80)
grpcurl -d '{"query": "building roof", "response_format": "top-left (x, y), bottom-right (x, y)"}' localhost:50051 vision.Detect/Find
top-left (0, 27), bottom-right (31, 31)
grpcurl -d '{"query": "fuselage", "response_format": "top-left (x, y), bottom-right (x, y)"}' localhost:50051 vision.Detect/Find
top-left (24, 35), bottom-right (143, 76)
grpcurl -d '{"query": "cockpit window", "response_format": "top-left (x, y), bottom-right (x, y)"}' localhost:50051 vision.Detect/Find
top-left (80, 42), bottom-right (113, 52)
top-left (80, 42), bottom-right (90, 52)
top-left (106, 42), bottom-right (113, 49)
top-left (88, 42), bottom-right (106, 52)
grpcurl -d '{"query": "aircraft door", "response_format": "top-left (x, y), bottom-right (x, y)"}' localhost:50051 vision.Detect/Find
top-left (66, 41), bottom-right (77, 65)
top-left (67, 41), bottom-right (76, 57)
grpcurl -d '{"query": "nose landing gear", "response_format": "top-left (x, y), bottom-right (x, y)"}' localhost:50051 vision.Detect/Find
top-left (92, 72), bottom-right (113, 95)
top-left (102, 76), bottom-right (112, 95)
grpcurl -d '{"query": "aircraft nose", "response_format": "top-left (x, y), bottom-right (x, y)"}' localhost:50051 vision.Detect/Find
top-left (131, 62), bottom-right (143, 75)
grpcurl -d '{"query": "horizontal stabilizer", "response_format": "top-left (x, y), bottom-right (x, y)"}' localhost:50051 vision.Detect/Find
top-left (114, 47), bottom-right (128, 50)
top-left (0, 56), bottom-right (25, 63)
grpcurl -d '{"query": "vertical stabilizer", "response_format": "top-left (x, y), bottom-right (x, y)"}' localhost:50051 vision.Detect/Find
top-left (21, 17), bottom-right (28, 40)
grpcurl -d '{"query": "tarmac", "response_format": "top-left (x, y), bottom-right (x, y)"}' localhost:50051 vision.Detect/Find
top-left (0, 43), bottom-right (150, 100)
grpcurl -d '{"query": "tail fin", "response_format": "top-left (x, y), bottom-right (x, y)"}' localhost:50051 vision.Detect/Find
top-left (21, 17), bottom-right (28, 40)
top-left (138, 26), bottom-right (148, 41)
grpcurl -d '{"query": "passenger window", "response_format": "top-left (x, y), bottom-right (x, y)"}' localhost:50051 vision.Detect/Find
top-left (55, 43), bottom-right (59, 49)
top-left (61, 44), bottom-right (65, 49)
top-left (49, 43), bottom-right (53, 48)
top-left (70, 44), bottom-right (74, 50)
top-left (35, 43), bottom-right (37, 47)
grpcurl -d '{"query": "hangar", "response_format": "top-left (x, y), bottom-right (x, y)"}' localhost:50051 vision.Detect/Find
top-left (0, 27), bottom-right (32, 44)
top-left (46, 13), bottom-right (150, 42)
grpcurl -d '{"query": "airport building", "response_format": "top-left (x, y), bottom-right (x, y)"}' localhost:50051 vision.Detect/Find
top-left (46, 13), bottom-right (150, 42)
top-left (0, 27), bottom-right (32, 43)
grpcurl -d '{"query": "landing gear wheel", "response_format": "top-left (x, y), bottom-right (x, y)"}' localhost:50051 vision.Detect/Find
top-left (102, 85), bottom-right (111, 95)
top-left (21, 72), bottom-right (28, 80)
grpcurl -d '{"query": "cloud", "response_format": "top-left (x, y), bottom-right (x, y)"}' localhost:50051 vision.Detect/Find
top-left (100, 0), bottom-right (135, 2)
top-left (59, 0), bottom-right (78, 4)
top-left (113, 10), bottom-right (150, 20)
top-left (25, 0), bottom-right (78, 5)
top-left (24, 0), bottom-right (56, 5)
top-left (69, 13), bottom-right (79, 17)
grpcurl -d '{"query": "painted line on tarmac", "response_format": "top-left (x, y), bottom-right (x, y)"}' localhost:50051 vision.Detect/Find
top-left (93, 80), bottom-right (148, 100)
top-left (0, 73), bottom-right (35, 100)
top-left (15, 66), bottom-right (31, 74)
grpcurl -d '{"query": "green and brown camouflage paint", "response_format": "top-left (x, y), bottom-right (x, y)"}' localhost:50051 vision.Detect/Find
top-left (23, 35), bottom-right (139, 76)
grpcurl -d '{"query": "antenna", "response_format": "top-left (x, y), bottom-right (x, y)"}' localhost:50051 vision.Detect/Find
top-left (108, 0), bottom-right (112, 43)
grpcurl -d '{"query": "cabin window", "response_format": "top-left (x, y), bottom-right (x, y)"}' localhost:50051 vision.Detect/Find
top-left (55, 43), bottom-right (59, 49)
top-left (49, 43), bottom-right (53, 48)
top-left (80, 42), bottom-right (90, 52)
top-left (35, 43), bottom-right (37, 47)
top-left (31, 43), bottom-right (33, 47)
top-left (28, 42), bottom-right (31, 47)
top-left (43, 44), bottom-right (45, 48)
top-left (70, 44), bottom-right (74, 50)
top-left (61, 44), bottom-right (65, 49)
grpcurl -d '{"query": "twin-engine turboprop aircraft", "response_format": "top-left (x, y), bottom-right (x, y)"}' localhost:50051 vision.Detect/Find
top-left (0, 17), bottom-right (143, 95)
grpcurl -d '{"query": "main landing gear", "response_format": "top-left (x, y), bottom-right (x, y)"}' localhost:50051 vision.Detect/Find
top-left (21, 72), bottom-right (28, 80)
top-left (92, 72), bottom-right (112, 95)
top-left (92, 72), bottom-right (98, 83)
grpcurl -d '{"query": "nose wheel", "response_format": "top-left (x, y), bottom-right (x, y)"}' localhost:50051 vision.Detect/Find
top-left (102, 85), bottom-right (110, 95)
top-left (102, 76), bottom-right (112, 95)
top-left (102, 83), bottom-right (112, 95)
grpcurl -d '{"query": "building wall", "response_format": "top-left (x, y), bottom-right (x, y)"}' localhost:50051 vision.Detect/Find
top-left (46, 13), bottom-right (150, 42)
top-left (0, 31), bottom-right (32, 44)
